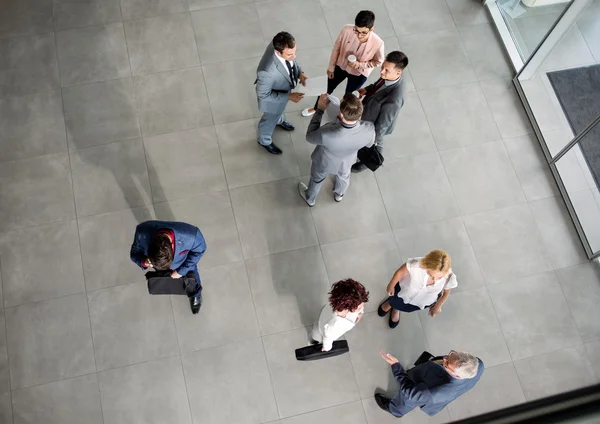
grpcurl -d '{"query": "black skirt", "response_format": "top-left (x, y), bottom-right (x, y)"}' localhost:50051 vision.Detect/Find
top-left (387, 283), bottom-right (430, 312)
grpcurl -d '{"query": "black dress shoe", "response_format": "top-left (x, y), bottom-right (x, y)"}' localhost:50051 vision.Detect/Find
top-left (351, 161), bottom-right (367, 173)
top-left (190, 292), bottom-right (202, 315)
top-left (375, 393), bottom-right (392, 413)
top-left (389, 312), bottom-right (400, 329)
top-left (277, 120), bottom-right (295, 131)
top-left (258, 142), bottom-right (282, 155)
top-left (378, 301), bottom-right (390, 317)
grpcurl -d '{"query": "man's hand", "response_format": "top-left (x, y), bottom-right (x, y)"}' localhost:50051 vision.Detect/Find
top-left (316, 93), bottom-right (330, 111)
top-left (143, 258), bottom-right (152, 268)
top-left (299, 72), bottom-right (308, 86)
top-left (171, 271), bottom-right (182, 279)
top-left (429, 304), bottom-right (442, 318)
top-left (289, 92), bottom-right (305, 103)
top-left (327, 70), bottom-right (334, 79)
top-left (357, 88), bottom-right (366, 98)
top-left (380, 349), bottom-right (399, 365)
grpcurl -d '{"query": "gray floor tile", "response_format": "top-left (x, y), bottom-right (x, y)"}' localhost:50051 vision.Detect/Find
top-left (154, 192), bottom-right (244, 269)
top-left (463, 204), bottom-right (553, 284)
top-left (0, 33), bottom-right (59, 99)
top-left (346, 312), bottom-right (428, 398)
top-left (53, 0), bottom-right (123, 30)
top-left (5, 294), bottom-right (95, 389)
top-left (458, 24), bottom-right (512, 81)
top-left (120, 0), bottom-right (187, 20)
top-left (286, 113), bottom-right (316, 175)
top-left (0, 152), bottom-right (75, 233)
top-left (488, 272), bottom-right (581, 361)
top-left (480, 78), bottom-right (533, 139)
top-left (0, 392), bottom-right (11, 424)
top-left (385, 0), bottom-right (455, 35)
top-left (519, 74), bottom-right (564, 133)
top-left (12, 374), bottom-right (103, 424)
top-left (308, 172), bottom-right (391, 244)
top-left (319, 0), bottom-right (395, 39)
top-left (215, 118), bottom-right (299, 189)
top-left (246, 246), bottom-right (329, 335)
top-left (56, 23), bottom-right (131, 86)
top-left (125, 13), bottom-right (199, 76)
top-left (418, 82), bottom-right (501, 151)
top-left (441, 142), bottom-right (526, 215)
top-left (189, 0), bottom-right (252, 10)
top-left (556, 263), bottom-right (600, 342)
top-left (230, 178), bottom-right (319, 258)
top-left (446, 363), bottom-right (525, 421)
top-left (376, 154), bottom-right (460, 230)
top-left (262, 327), bottom-right (360, 418)
top-left (98, 356), bottom-right (192, 424)
top-left (171, 262), bottom-right (259, 352)
top-left (585, 340), bottom-right (600, 381)
top-left (134, 67), bottom-right (213, 136)
top-left (144, 127), bottom-right (227, 202)
top-left (514, 345), bottom-right (597, 401)
top-left (70, 138), bottom-right (152, 217)
top-left (321, 232), bottom-right (401, 313)
top-left (0, 220), bottom-right (85, 307)
top-left (0, 311), bottom-right (8, 394)
top-left (88, 282), bottom-right (179, 371)
top-left (78, 206), bottom-right (155, 291)
top-left (446, 0), bottom-right (490, 26)
top-left (182, 338), bottom-right (279, 424)
top-left (191, 4), bottom-right (265, 65)
top-left (363, 397), bottom-right (450, 424)
top-left (256, 0), bottom-right (332, 50)
top-left (62, 78), bottom-right (140, 149)
top-left (0, 90), bottom-right (66, 162)
top-left (280, 401), bottom-right (367, 424)
top-left (577, 0), bottom-right (600, 61)
top-left (0, 0), bottom-right (53, 39)
top-left (419, 288), bottom-right (511, 367)
top-left (393, 217), bottom-right (485, 293)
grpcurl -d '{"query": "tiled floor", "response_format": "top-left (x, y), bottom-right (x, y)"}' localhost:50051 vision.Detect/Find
top-left (0, 0), bottom-right (599, 423)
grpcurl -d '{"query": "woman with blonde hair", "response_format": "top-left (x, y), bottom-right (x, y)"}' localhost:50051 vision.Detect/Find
top-left (379, 250), bottom-right (457, 328)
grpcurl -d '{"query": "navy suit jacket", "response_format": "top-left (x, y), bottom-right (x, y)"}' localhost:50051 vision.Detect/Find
top-left (389, 357), bottom-right (484, 417)
top-left (130, 221), bottom-right (206, 277)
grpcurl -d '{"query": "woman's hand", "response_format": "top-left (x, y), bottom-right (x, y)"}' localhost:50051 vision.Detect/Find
top-left (428, 304), bottom-right (442, 318)
top-left (386, 284), bottom-right (395, 296)
top-left (327, 70), bottom-right (334, 79)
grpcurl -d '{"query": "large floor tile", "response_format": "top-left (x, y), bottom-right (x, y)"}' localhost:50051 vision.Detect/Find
top-left (0, 220), bottom-right (84, 307)
top-left (78, 206), bottom-right (155, 291)
top-left (98, 356), bottom-right (192, 424)
top-left (215, 118), bottom-right (299, 189)
top-left (182, 338), bottom-right (279, 424)
top-left (480, 78), bottom-right (533, 139)
top-left (5, 294), bottom-right (95, 389)
top-left (0, 90), bottom-right (66, 162)
top-left (11, 374), bottom-right (103, 424)
top-left (418, 82), bottom-right (501, 151)
top-left (88, 282), bottom-right (179, 371)
top-left (53, 0), bottom-right (122, 30)
top-left (309, 172), bottom-right (391, 244)
top-left (385, 0), bottom-right (454, 35)
top-left (393, 217), bottom-right (485, 293)
top-left (488, 272), bottom-right (581, 361)
top-left (419, 288), bottom-right (511, 367)
top-left (321, 232), bottom-right (401, 313)
top-left (246, 246), bottom-right (330, 335)
top-left (577, 0), bottom-right (600, 61)
top-left (541, 24), bottom-right (596, 72)
top-left (0, 311), bottom-right (9, 393)
top-left (556, 263), bottom-right (600, 342)
top-left (0, 392), bottom-right (11, 424)
top-left (320, 0), bottom-right (395, 39)
top-left (0, 33), bottom-right (59, 100)
top-left (191, 4), bottom-right (265, 65)
top-left (585, 340), bottom-right (600, 380)
top-left (514, 345), bottom-right (597, 401)
top-left (120, 0), bottom-right (187, 20)
top-left (188, 0), bottom-right (252, 10)
top-left (171, 262), bottom-right (259, 353)
top-left (256, 0), bottom-right (331, 50)
top-left (446, 0), bottom-right (490, 26)
top-left (458, 24), bottom-right (512, 81)
top-left (441, 142), bottom-right (526, 215)
top-left (280, 401), bottom-right (367, 424)
top-left (262, 327), bottom-right (360, 417)
top-left (230, 178), bottom-right (319, 258)
top-left (463, 204), bottom-right (553, 284)
top-left (0, 152), bottom-right (75, 233)
top-left (70, 138), bottom-right (152, 217)
top-left (286, 113), bottom-right (315, 175)
top-left (62, 78), bottom-right (140, 149)
top-left (154, 191), bottom-right (243, 269)
top-left (398, 29), bottom-right (477, 90)
top-left (0, 0), bottom-right (53, 39)
top-left (134, 67), bottom-right (213, 136)
top-left (125, 13), bottom-right (199, 76)
top-left (519, 74), bottom-right (564, 133)
top-left (363, 397), bottom-right (450, 424)
top-left (446, 363), bottom-right (525, 421)
top-left (376, 154), bottom-right (460, 230)
top-left (56, 23), bottom-right (131, 86)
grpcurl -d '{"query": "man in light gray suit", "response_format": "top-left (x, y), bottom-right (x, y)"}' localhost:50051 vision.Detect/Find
top-left (256, 32), bottom-right (307, 155)
top-left (298, 93), bottom-right (375, 206)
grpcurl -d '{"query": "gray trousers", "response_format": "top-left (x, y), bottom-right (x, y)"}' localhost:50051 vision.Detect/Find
top-left (257, 112), bottom-right (285, 146)
top-left (306, 161), bottom-right (351, 204)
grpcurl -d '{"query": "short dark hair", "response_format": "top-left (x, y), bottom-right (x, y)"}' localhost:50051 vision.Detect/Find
top-left (340, 93), bottom-right (363, 121)
top-left (148, 233), bottom-right (173, 271)
top-left (355, 10), bottom-right (375, 29)
top-left (329, 279), bottom-right (369, 312)
top-left (272, 32), bottom-right (296, 53)
top-left (386, 51), bottom-right (409, 70)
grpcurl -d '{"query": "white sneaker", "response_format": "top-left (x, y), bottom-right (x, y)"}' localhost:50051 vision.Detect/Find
top-left (301, 108), bottom-right (315, 117)
top-left (298, 182), bottom-right (315, 207)
top-left (334, 193), bottom-right (343, 202)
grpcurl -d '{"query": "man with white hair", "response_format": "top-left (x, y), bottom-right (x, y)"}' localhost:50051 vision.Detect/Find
top-left (376, 349), bottom-right (484, 417)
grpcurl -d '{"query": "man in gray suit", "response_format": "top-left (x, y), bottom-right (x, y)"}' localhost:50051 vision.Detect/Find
top-left (298, 93), bottom-right (375, 206)
top-left (352, 51), bottom-right (408, 172)
top-left (256, 32), bottom-right (307, 155)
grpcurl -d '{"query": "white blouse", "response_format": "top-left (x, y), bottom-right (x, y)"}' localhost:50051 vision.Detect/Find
top-left (315, 304), bottom-right (363, 351)
top-left (397, 258), bottom-right (458, 309)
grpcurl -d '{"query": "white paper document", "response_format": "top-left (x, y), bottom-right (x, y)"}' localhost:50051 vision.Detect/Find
top-left (294, 75), bottom-right (328, 97)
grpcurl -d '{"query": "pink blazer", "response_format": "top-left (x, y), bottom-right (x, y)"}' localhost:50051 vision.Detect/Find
top-left (328, 25), bottom-right (384, 77)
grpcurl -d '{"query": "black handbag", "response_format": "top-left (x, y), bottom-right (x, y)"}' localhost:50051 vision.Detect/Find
top-left (295, 340), bottom-right (349, 361)
top-left (357, 145), bottom-right (384, 171)
top-left (413, 351), bottom-right (435, 366)
top-left (145, 271), bottom-right (197, 295)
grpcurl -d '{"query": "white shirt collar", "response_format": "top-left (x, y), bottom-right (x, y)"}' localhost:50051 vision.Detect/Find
top-left (384, 75), bottom-right (402, 87)
top-left (274, 51), bottom-right (294, 69)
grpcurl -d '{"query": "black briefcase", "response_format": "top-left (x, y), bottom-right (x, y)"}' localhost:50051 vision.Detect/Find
top-left (357, 145), bottom-right (384, 171)
top-left (295, 340), bottom-right (349, 361)
top-left (145, 271), bottom-right (196, 295)
top-left (413, 350), bottom-right (435, 366)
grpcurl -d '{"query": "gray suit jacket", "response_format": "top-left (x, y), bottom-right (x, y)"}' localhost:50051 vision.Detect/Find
top-left (255, 43), bottom-right (303, 115)
top-left (306, 109), bottom-right (375, 174)
top-left (361, 77), bottom-right (406, 144)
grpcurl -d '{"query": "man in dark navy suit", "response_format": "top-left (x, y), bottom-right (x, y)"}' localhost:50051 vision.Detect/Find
top-left (130, 220), bottom-right (206, 314)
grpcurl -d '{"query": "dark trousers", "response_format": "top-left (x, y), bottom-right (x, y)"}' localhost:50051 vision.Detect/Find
top-left (186, 269), bottom-right (202, 296)
top-left (313, 66), bottom-right (368, 108)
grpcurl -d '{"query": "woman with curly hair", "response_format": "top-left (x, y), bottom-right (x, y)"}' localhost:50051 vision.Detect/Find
top-left (312, 278), bottom-right (369, 351)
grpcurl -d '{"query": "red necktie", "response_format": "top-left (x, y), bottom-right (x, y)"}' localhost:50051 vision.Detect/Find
top-left (362, 79), bottom-right (385, 104)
